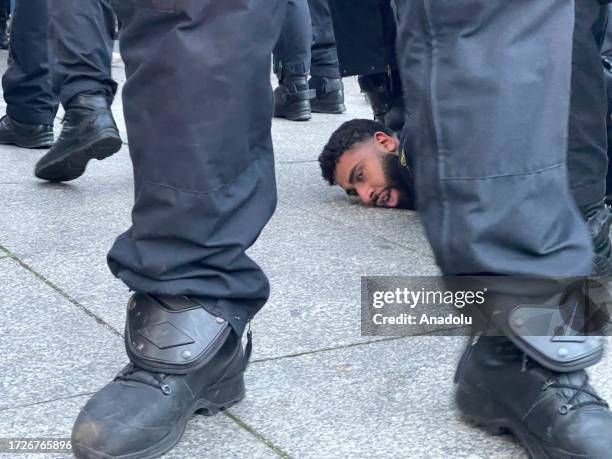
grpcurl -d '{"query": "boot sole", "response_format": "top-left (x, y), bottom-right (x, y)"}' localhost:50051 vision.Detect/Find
top-left (0, 132), bottom-right (54, 149)
top-left (310, 102), bottom-right (346, 114)
top-left (34, 129), bottom-right (122, 182)
top-left (456, 383), bottom-right (591, 459)
top-left (274, 107), bottom-right (312, 121)
top-left (71, 373), bottom-right (246, 459)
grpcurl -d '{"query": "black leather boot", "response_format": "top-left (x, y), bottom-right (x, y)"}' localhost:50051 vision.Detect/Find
top-left (273, 75), bottom-right (315, 121)
top-left (308, 76), bottom-right (346, 114)
top-left (358, 70), bottom-right (405, 132)
top-left (579, 200), bottom-right (612, 276)
top-left (72, 294), bottom-right (251, 459)
top-left (455, 335), bottom-right (612, 458)
top-left (0, 115), bottom-right (53, 148)
top-left (34, 93), bottom-right (121, 182)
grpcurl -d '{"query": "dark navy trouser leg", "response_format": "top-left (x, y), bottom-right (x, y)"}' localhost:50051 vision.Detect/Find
top-left (2, 0), bottom-right (57, 125)
top-left (273, 0), bottom-right (312, 79)
top-left (395, 0), bottom-right (593, 277)
top-left (108, 0), bottom-right (287, 335)
top-left (49, 0), bottom-right (118, 107)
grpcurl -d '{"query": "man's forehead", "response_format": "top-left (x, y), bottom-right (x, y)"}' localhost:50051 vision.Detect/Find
top-left (335, 142), bottom-right (372, 186)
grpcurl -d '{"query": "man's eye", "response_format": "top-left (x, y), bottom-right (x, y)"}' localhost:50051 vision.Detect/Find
top-left (346, 189), bottom-right (357, 196)
top-left (357, 170), bottom-right (364, 181)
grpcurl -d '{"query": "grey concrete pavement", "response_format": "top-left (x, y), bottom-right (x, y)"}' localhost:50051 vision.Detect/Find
top-left (1, 50), bottom-right (610, 459)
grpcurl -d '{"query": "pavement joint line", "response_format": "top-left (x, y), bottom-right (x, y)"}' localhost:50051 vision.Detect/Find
top-left (0, 243), bottom-right (123, 338)
top-left (223, 411), bottom-right (292, 458)
top-left (0, 391), bottom-right (96, 413)
top-left (250, 336), bottom-right (402, 364)
top-left (283, 199), bottom-right (436, 259)
top-left (249, 326), bottom-right (467, 365)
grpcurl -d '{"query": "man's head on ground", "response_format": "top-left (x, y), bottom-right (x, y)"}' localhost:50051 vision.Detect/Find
top-left (318, 119), bottom-right (414, 209)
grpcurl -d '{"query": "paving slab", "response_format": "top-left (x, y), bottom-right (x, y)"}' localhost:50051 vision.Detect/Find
top-left (0, 151), bottom-right (133, 258)
top-left (17, 203), bottom-right (438, 359)
top-left (249, 205), bottom-right (438, 359)
top-left (0, 258), bottom-right (125, 410)
top-left (276, 162), bottom-right (434, 257)
top-left (18, 249), bottom-right (129, 334)
top-left (235, 336), bottom-right (522, 459)
top-left (0, 395), bottom-right (278, 459)
top-left (237, 336), bottom-right (612, 459)
top-left (111, 56), bottom-right (126, 83)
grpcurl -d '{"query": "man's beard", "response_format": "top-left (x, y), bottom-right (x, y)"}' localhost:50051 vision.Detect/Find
top-left (381, 153), bottom-right (416, 209)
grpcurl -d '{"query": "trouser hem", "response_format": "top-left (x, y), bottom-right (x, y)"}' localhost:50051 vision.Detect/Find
top-left (61, 80), bottom-right (116, 107)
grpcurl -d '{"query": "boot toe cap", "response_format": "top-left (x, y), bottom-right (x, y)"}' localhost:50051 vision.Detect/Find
top-left (71, 383), bottom-right (178, 458)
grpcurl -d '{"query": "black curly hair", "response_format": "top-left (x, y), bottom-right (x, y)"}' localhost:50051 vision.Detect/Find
top-left (318, 119), bottom-right (393, 185)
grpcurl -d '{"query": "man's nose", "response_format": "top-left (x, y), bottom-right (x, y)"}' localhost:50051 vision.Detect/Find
top-left (356, 185), bottom-right (375, 205)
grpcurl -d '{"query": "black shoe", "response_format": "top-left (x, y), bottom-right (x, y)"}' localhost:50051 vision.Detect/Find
top-left (72, 329), bottom-right (247, 459)
top-left (0, 115), bottom-right (53, 148)
top-left (455, 336), bottom-right (612, 458)
top-left (34, 94), bottom-right (121, 182)
top-left (308, 76), bottom-right (346, 114)
top-left (358, 71), bottom-right (405, 132)
top-left (580, 200), bottom-right (612, 276)
top-left (273, 75), bottom-right (315, 121)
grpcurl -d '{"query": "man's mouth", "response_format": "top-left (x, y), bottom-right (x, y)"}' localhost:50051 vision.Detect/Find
top-left (375, 188), bottom-right (398, 207)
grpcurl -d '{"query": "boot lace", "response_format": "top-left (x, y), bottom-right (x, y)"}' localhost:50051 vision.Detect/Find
top-left (541, 373), bottom-right (609, 414)
top-left (114, 363), bottom-right (172, 395)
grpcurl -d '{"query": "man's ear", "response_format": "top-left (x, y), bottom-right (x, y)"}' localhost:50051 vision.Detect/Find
top-left (374, 131), bottom-right (399, 153)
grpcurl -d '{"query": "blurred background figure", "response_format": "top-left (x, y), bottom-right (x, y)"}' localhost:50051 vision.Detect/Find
top-left (0, 0), bottom-right (120, 181)
top-left (34, 0), bottom-right (120, 182)
top-left (0, 0), bottom-right (10, 49)
top-left (601, 4), bottom-right (612, 204)
top-left (330, 0), bottom-right (404, 132)
top-left (273, 0), bottom-right (345, 121)
top-left (0, 0), bottom-right (55, 149)
top-left (273, 0), bottom-right (315, 121)
top-left (307, 0), bottom-right (345, 114)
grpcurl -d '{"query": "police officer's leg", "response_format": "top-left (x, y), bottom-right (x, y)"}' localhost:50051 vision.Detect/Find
top-left (357, 0), bottom-right (404, 132)
top-left (35, 0), bottom-right (122, 183)
top-left (71, 0), bottom-right (286, 457)
top-left (50, 0), bottom-right (117, 106)
top-left (396, 0), bottom-right (612, 455)
top-left (329, 0), bottom-right (403, 131)
top-left (603, 4), bottom-right (612, 204)
top-left (0, 0), bottom-right (55, 148)
top-left (568, 1), bottom-right (612, 276)
top-left (607, 98), bottom-right (612, 202)
top-left (273, 0), bottom-right (316, 121)
top-left (307, 0), bottom-right (345, 113)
